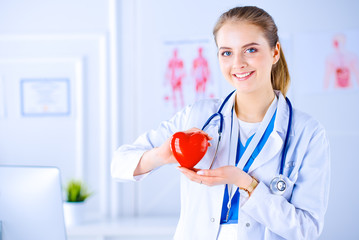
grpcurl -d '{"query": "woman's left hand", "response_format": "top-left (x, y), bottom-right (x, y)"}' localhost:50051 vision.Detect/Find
top-left (177, 166), bottom-right (253, 189)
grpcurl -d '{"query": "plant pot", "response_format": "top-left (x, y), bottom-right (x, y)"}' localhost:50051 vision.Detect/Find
top-left (63, 201), bottom-right (86, 226)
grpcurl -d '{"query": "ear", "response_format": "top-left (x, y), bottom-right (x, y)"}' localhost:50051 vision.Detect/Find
top-left (273, 42), bottom-right (280, 64)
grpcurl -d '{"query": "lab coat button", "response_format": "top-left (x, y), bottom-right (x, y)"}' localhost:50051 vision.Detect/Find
top-left (210, 218), bottom-right (215, 222)
top-left (246, 223), bottom-right (250, 227)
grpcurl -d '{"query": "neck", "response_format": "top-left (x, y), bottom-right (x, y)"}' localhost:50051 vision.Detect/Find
top-left (235, 89), bottom-right (276, 123)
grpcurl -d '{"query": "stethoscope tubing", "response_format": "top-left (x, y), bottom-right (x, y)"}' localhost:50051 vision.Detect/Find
top-left (201, 90), bottom-right (235, 134)
top-left (280, 97), bottom-right (293, 176)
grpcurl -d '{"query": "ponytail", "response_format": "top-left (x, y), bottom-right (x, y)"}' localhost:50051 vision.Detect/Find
top-left (271, 47), bottom-right (290, 96)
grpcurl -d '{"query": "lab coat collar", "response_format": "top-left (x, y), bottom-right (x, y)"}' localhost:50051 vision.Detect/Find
top-left (220, 90), bottom-right (290, 128)
top-left (220, 90), bottom-right (236, 118)
top-left (248, 90), bottom-right (292, 173)
top-left (273, 90), bottom-right (291, 136)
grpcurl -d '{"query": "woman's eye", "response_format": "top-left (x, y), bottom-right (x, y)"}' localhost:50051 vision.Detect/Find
top-left (221, 51), bottom-right (232, 57)
top-left (245, 48), bottom-right (257, 53)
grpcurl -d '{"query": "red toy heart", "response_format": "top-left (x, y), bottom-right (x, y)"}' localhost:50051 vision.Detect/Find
top-left (170, 131), bottom-right (209, 169)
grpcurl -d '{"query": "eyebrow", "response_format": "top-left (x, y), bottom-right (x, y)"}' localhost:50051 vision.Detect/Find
top-left (218, 42), bottom-right (260, 51)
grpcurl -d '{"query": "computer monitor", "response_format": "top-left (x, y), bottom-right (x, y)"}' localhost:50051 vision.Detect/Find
top-left (0, 166), bottom-right (67, 240)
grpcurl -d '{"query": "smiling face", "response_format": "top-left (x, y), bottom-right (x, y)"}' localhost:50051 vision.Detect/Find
top-left (216, 21), bottom-right (280, 96)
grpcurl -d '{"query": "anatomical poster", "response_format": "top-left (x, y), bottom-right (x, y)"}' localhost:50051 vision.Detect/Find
top-left (294, 30), bottom-right (359, 94)
top-left (161, 38), bottom-right (223, 114)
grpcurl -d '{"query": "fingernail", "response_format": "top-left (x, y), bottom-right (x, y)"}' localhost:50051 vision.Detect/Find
top-left (176, 166), bottom-right (183, 171)
top-left (197, 170), bottom-right (204, 175)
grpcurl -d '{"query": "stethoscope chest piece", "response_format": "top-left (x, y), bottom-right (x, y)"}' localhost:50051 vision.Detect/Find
top-left (270, 175), bottom-right (287, 195)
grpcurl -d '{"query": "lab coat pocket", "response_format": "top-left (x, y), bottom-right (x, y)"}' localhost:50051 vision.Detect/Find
top-left (281, 175), bottom-right (294, 201)
top-left (283, 161), bottom-right (296, 177)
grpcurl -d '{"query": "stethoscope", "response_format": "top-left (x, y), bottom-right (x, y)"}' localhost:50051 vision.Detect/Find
top-left (201, 90), bottom-right (293, 195)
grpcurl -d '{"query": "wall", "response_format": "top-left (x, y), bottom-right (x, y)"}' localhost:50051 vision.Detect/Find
top-left (0, 0), bottom-right (112, 218)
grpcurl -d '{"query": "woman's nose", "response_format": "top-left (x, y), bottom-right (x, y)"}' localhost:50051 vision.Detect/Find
top-left (232, 54), bottom-right (247, 69)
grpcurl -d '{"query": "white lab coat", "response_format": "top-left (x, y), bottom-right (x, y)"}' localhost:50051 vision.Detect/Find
top-left (111, 91), bottom-right (330, 240)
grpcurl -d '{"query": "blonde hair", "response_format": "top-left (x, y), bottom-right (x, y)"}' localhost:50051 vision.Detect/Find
top-left (213, 6), bottom-right (290, 96)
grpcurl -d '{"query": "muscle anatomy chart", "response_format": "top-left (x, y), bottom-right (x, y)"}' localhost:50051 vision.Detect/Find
top-left (162, 39), bottom-right (220, 113)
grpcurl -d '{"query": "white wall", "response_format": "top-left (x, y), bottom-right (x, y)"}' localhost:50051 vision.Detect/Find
top-left (0, 1), bottom-right (108, 34)
top-left (0, 0), bottom-right (113, 218)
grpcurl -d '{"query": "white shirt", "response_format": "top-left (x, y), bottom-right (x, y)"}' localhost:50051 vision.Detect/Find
top-left (238, 118), bottom-right (260, 145)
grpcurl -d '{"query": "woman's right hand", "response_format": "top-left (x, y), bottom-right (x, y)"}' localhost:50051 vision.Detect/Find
top-left (134, 128), bottom-right (211, 176)
top-left (158, 127), bottom-right (212, 165)
top-left (156, 136), bottom-right (178, 165)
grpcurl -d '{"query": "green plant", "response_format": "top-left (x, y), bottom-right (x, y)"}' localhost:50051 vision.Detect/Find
top-left (65, 179), bottom-right (92, 202)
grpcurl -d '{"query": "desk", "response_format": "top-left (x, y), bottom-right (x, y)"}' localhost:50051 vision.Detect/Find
top-left (66, 217), bottom-right (178, 240)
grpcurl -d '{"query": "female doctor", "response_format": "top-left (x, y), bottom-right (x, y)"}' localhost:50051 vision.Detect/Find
top-left (111, 6), bottom-right (330, 240)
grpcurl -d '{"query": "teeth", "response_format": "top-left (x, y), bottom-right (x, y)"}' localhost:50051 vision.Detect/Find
top-left (235, 72), bottom-right (251, 78)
